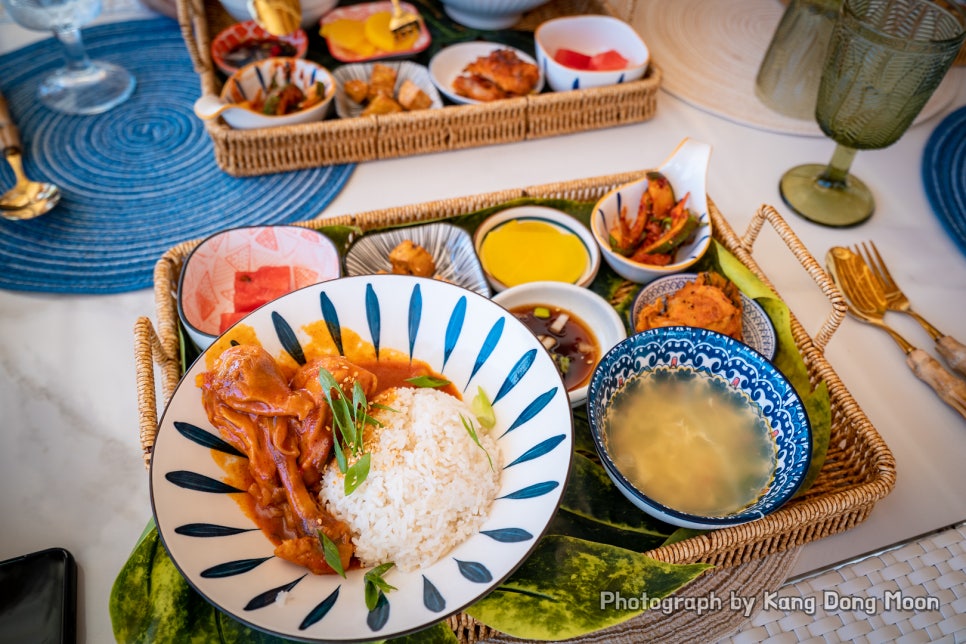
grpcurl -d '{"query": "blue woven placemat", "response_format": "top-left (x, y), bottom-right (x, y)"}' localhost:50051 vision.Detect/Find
top-left (0, 17), bottom-right (354, 294)
top-left (922, 104), bottom-right (966, 258)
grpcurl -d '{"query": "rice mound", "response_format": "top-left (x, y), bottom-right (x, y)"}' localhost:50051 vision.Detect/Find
top-left (319, 386), bottom-right (502, 572)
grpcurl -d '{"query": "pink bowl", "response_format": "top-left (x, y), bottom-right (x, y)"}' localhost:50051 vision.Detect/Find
top-left (178, 225), bottom-right (341, 349)
top-left (211, 20), bottom-right (309, 76)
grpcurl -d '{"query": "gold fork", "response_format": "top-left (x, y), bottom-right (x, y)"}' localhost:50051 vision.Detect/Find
top-left (389, 0), bottom-right (421, 41)
top-left (827, 247), bottom-right (966, 420)
top-left (854, 240), bottom-right (966, 377)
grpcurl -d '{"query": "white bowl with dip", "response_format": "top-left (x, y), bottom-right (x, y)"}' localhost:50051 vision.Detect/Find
top-left (493, 280), bottom-right (627, 407)
top-left (473, 206), bottom-right (600, 292)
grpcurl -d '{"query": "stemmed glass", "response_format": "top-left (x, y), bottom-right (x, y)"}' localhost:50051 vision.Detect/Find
top-left (1, 0), bottom-right (136, 115)
top-left (780, 0), bottom-right (965, 227)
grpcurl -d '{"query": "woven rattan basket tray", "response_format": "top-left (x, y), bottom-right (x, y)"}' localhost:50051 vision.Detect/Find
top-left (177, 0), bottom-right (662, 176)
top-left (133, 171), bottom-right (896, 641)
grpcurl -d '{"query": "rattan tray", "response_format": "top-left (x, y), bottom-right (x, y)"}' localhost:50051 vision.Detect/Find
top-left (133, 171), bottom-right (896, 640)
top-left (176, 0), bottom-right (662, 176)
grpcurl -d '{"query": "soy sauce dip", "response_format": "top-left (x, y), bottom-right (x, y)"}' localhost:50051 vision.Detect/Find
top-left (508, 304), bottom-right (599, 391)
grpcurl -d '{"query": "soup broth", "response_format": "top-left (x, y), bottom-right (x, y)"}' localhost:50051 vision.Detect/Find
top-left (603, 368), bottom-right (776, 517)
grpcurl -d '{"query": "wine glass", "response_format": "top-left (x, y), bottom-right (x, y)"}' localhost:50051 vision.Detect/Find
top-left (1, 0), bottom-right (136, 115)
top-left (780, 0), bottom-right (965, 227)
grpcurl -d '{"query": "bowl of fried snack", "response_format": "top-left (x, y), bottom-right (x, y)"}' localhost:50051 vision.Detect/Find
top-left (334, 61), bottom-right (442, 118)
top-left (429, 42), bottom-right (543, 104)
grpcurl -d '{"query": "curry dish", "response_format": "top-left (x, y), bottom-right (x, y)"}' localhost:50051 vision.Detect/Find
top-left (200, 343), bottom-right (455, 574)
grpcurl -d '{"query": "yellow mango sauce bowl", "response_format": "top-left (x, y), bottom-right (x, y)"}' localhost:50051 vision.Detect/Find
top-left (473, 206), bottom-right (601, 293)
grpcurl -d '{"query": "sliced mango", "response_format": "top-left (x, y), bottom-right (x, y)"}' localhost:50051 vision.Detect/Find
top-left (364, 11), bottom-right (419, 52)
top-left (321, 18), bottom-right (377, 56)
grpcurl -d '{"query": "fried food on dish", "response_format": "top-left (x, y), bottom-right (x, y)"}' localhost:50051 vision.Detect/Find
top-left (361, 93), bottom-right (403, 116)
top-left (634, 271), bottom-right (744, 340)
top-left (389, 239), bottom-right (436, 277)
top-left (463, 49), bottom-right (540, 96)
top-left (453, 48), bottom-right (539, 101)
top-left (453, 74), bottom-right (508, 102)
top-left (344, 78), bottom-right (369, 104)
top-left (397, 79), bottom-right (433, 111)
top-left (367, 62), bottom-right (397, 100)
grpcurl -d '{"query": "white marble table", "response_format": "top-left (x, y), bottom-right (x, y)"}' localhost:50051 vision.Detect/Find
top-left (1, 6), bottom-right (965, 642)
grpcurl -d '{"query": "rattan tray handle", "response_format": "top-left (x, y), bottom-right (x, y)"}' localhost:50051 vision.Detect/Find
top-left (732, 203), bottom-right (846, 354)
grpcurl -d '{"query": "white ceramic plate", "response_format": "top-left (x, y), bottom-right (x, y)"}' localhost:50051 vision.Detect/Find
top-left (428, 41), bottom-right (544, 105)
top-left (333, 61), bottom-right (443, 119)
top-left (343, 222), bottom-right (490, 296)
top-left (151, 274), bottom-right (573, 641)
top-left (629, 273), bottom-right (777, 360)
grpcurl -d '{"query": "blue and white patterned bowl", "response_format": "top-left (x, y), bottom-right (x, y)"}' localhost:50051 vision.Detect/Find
top-left (150, 274), bottom-right (573, 641)
top-left (587, 327), bottom-right (811, 530)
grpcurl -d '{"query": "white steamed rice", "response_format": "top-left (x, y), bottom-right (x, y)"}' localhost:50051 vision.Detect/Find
top-left (318, 386), bottom-right (502, 572)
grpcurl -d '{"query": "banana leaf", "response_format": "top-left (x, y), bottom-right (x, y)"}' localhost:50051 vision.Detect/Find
top-left (463, 536), bottom-right (711, 641)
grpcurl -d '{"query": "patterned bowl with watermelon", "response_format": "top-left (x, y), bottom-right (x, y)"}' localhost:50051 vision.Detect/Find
top-left (534, 14), bottom-right (650, 93)
top-left (178, 225), bottom-right (342, 350)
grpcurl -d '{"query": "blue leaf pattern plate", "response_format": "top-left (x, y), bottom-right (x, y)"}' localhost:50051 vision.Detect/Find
top-left (150, 274), bottom-right (573, 641)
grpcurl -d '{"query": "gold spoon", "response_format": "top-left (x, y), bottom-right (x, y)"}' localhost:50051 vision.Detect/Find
top-left (0, 93), bottom-right (61, 221)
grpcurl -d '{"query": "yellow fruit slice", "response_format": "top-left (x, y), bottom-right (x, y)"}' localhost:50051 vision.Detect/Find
top-left (321, 18), bottom-right (376, 56)
top-left (363, 11), bottom-right (418, 52)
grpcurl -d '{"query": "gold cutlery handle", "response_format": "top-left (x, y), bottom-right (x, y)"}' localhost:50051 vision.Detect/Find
top-left (907, 349), bottom-right (966, 421)
top-left (936, 336), bottom-right (966, 379)
top-left (0, 94), bottom-right (21, 153)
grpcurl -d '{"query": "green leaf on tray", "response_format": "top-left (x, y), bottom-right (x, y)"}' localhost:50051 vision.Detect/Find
top-left (463, 535), bottom-right (712, 641)
top-left (695, 240), bottom-right (832, 496)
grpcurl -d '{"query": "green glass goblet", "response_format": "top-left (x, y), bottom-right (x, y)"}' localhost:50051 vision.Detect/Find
top-left (780, 0), bottom-right (965, 227)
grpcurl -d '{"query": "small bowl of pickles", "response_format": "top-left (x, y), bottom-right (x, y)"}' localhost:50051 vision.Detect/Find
top-left (493, 280), bottom-right (626, 408)
top-left (474, 206), bottom-right (600, 293)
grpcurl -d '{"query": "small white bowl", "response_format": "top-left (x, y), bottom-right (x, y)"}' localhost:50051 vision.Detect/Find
top-left (473, 205), bottom-right (600, 292)
top-left (193, 57), bottom-right (335, 129)
top-left (493, 280), bottom-right (627, 407)
top-left (535, 15), bottom-right (650, 92)
top-left (591, 138), bottom-right (713, 284)
top-left (437, 0), bottom-right (551, 29)
top-left (177, 225), bottom-right (342, 351)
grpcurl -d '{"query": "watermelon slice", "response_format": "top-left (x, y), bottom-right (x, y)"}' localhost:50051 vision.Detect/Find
top-left (233, 265), bottom-right (292, 313)
top-left (553, 48), bottom-right (592, 70)
top-left (219, 311), bottom-right (249, 333)
top-left (589, 50), bottom-right (629, 71)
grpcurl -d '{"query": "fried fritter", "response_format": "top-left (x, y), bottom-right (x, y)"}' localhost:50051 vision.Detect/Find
top-left (634, 271), bottom-right (744, 340)
top-left (463, 48), bottom-right (540, 96)
top-left (389, 239), bottom-right (436, 277)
